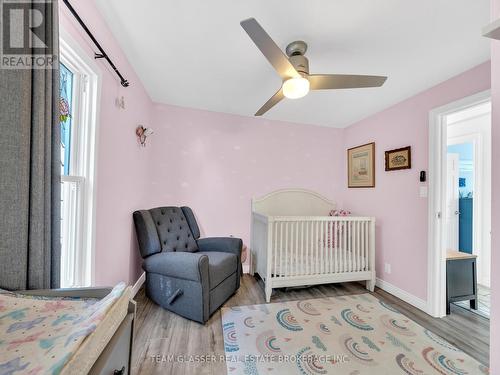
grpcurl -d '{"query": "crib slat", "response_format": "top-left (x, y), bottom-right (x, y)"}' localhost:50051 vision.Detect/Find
top-left (339, 220), bottom-right (343, 272)
top-left (366, 221), bottom-right (370, 271)
top-left (326, 221), bottom-right (329, 274)
top-left (334, 221), bottom-right (338, 273)
top-left (354, 221), bottom-right (359, 272)
top-left (366, 221), bottom-right (370, 270)
top-left (315, 221), bottom-right (318, 274)
top-left (285, 222), bottom-right (289, 277)
top-left (361, 221), bottom-right (366, 271)
top-left (339, 220), bottom-right (342, 272)
top-left (300, 221), bottom-right (304, 276)
top-left (351, 221), bottom-right (355, 272)
top-left (293, 221), bottom-right (299, 276)
top-left (326, 221), bottom-right (330, 274)
top-left (346, 220), bottom-right (349, 272)
top-left (359, 221), bottom-right (363, 271)
top-left (366, 221), bottom-right (369, 270)
top-left (355, 221), bottom-right (358, 272)
top-left (352, 221), bottom-right (356, 272)
top-left (273, 222), bottom-right (278, 275)
top-left (358, 221), bottom-right (362, 272)
top-left (305, 221), bottom-right (309, 276)
top-left (358, 221), bottom-right (362, 271)
top-left (356, 221), bottom-right (360, 271)
top-left (278, 222), bottom-right (282, 277)
top-left (319, 220), bottom-right (323, 274)
top-left (361, 221), bottom-right (365, 271)
top-left (353, 221), bottom-right (356, 272)
top-left (348, 221), bottom-right (351, 272)
top-left (342, 221), bottom-right (347, 272)
top-left (328, 221), bottom-right (333, 274)
top-left (321, 221), bottom-right (328, 273)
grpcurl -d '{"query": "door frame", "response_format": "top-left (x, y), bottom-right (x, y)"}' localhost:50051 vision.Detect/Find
top-left (427, 90), bottom-right (490, 318)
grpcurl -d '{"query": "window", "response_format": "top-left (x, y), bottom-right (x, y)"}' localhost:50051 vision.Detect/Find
top-left (59, 34), bottom-right (100, 288)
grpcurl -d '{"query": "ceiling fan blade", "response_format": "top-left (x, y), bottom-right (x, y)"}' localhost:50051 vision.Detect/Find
top-left (255, 88), bottom-right (284, 116)
top-left (308, 74), bottom-right (387, 90)
top-left (240, 18), bottom-right (300, 79)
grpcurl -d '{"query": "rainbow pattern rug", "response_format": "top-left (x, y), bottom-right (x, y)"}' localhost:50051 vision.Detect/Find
top-left (221, 293), bottom-right (488, 374)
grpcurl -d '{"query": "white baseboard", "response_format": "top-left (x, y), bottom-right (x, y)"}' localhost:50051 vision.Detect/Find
top-left (243, 264), bottom-right (250, 274)
top-left (132, 272), bottom-right (146, 297)
top-left (376, 278), bottom-right (429, 314)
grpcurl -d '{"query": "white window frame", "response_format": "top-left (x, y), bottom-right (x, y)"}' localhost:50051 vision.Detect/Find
top-left (60, 27), bottom-right (101, 287)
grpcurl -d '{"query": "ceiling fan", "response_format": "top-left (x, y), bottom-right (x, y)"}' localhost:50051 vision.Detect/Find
top-left (240, 18), bottom-right (388, 116)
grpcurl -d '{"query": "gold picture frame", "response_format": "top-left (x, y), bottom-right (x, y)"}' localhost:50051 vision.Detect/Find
top-left (348, 142), bottom-right (375, 188)
top-left (385, 146), bottom-right (411, 171)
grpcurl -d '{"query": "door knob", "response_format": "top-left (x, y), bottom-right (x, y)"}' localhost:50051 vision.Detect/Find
top-left (454, 211), bottom-right (460, 215)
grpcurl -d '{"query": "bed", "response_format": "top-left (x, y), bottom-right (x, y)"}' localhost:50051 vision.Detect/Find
top-left (250, 189), bottom-right (376, 302)
top-left (0, 283), bottom-right (135, 375)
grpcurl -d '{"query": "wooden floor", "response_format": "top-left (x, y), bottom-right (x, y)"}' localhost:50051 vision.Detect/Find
top-left (131, 275), bottom-right (490, 374)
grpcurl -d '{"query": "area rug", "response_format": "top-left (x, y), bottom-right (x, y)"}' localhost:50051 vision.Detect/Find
top-left (221, 293), bottom-right (488, 374)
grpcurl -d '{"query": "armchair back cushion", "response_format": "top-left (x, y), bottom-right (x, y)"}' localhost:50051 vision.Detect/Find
top-left (133, 206), bottom-right (198, 257)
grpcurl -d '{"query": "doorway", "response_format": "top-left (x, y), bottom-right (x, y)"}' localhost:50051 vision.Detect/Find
top-left (428, 91), bottom-right (491, 318)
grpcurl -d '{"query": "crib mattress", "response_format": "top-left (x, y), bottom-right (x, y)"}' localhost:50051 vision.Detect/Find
top-left (271, 249), bottom-right (369, 276)
top-left (0, 283), bottom-right (129, 375)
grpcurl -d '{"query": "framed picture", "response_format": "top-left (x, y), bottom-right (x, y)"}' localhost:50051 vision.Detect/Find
top-left (348, 142), bottom-right (375, 188)
top-left (385, 146), bottom-right (411, 171)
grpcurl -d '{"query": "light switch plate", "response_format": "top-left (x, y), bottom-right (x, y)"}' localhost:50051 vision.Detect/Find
top-left (420, 186), bottom-right (428, 198)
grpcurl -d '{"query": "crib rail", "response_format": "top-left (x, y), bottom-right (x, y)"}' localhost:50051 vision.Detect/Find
top-left (251, 214), bottom-right (376, 301)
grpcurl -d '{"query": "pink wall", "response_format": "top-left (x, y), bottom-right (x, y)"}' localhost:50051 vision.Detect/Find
top-left (340, 62), bottom-right (491, 300)
top-left (59, 1), bottom-right (154, 286)
top-left (490, 1), bottom-right (500, 373)
top-left (148, 104), bottom-right (343, 246)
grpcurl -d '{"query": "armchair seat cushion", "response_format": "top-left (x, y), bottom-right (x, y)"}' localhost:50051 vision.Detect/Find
top-left (198, 251), bottom-right (237, 289)
top-left (142, 252), bottom-right (208, 282)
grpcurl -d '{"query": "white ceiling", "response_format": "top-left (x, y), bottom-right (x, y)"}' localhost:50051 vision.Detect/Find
top-left (95, 0), bottom-right (490, 128)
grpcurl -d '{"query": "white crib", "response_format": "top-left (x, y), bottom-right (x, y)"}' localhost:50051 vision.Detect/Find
top-left (250, 189), bottom-right (376, 302)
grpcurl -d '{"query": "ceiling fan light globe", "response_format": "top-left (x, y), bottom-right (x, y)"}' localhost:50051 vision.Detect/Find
top-left (282, 77), bottom-right (310, 99)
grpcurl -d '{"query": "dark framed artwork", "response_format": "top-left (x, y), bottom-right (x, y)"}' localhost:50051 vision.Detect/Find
top-left (347, 142), bottom-right (375, 188)
top-left (385, 146), bottom-right (411, 171)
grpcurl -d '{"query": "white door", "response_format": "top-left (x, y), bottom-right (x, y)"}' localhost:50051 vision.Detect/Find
top-left (446, 153), bottom-right (460, 250)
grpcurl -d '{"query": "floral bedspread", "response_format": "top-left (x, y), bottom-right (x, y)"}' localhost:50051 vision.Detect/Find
top-left (0, 283), bottom-right (125, 375)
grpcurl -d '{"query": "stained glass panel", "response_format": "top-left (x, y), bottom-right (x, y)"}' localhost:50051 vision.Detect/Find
top-left (60, 63), bottom-right (73, 176)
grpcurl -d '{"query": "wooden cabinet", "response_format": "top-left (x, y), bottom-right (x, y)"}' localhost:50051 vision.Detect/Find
top-left (446, 250), bottom-right (477, 314)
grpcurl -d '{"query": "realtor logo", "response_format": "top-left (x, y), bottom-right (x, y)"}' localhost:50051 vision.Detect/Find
top-left (1, 0), bottom-right (57, 69)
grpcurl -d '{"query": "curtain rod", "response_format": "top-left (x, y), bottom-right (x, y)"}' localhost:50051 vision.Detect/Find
top-left (62, 0), bottom-right (130, 87)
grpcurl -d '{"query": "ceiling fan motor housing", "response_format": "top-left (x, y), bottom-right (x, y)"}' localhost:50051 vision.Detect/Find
top-left (286, 41), bottom-right (309, 74)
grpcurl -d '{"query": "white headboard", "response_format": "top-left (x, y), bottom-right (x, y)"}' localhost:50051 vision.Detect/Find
top-left (252, 189), bottom-right (335, 217)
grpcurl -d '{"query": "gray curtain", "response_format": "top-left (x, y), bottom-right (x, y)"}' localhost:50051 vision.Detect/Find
top-left (0, 0), bottom-right (60, 290)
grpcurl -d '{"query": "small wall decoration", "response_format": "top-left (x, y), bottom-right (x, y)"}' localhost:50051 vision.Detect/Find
top-left (385, 146), bottom-right (411, 171)
top-left (136, 125), bottom-right (154, 147)
top-left (348, 142), bottom-right (375, 188)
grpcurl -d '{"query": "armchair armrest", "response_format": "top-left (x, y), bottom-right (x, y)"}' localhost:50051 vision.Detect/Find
top-left (197, 237), bottom-right (243, 258)
top-left (142, 252), bottom-right (209, 283)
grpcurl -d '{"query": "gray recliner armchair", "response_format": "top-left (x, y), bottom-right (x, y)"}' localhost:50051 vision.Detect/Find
top-left (133, 206), bottom-right (242, 323)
